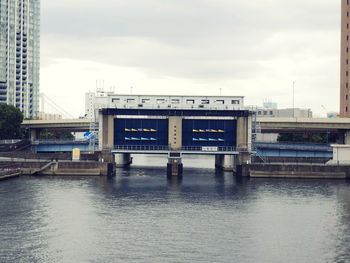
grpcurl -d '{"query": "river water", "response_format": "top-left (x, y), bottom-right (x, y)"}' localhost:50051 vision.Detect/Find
top-left (0, 155), bottom-right (350, 263)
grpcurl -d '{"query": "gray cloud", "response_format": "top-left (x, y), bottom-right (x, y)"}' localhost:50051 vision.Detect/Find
top-left (40, 0), bottom-right (341, 114)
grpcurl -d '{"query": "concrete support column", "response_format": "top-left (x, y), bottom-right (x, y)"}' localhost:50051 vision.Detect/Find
top-left (215, 155), bottom-right (235, 171)
top-left (168, 116), bottom-right (183, 151)
top-left (30, 129), bottom-right (40, 141)
top-left (167, 152), bottom-right (183, 177)
top-left (236, 117), bottom-right (248, 151)
top-left (345, 130), bottom-right (350, 145)
top-left (114, 153), bottom-right (133, 168)
top-left (236, 116), bottom-right (252, 166)
top-left (99, 113), bottom-right (115, 150)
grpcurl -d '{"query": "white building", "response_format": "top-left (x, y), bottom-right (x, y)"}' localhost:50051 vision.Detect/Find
top-left (85, 90), bottom-right (113, 120)
top-left (0, 0), bottom-right (40, 118)
top-left (256, 108), bottom-right (313, 118)
top-left (38, 112), bottom-right (62, 120)
top-left (85, 92), bottom-right (245, 119)
top-left (108, 94), bottom-right (244, 110)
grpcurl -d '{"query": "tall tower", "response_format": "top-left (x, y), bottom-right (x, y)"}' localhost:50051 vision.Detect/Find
top-left (341, 0), bottom-right (350, 117)
top-left (0, 0), bottom-right (40, 119)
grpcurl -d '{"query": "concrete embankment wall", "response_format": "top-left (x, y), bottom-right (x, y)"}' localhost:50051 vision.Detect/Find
top-left (41, 162), bottom-right (110, 176)
top-left (0, 151), bottom-right (100, 161)
top-left (0, 161), bottom-right (112, 176)
top-left (241, 164), bottom-right (350, 179)
top-left (252, 156), bottom-right (331, 164)
top-left (0, 170), bottom-right (21, 181)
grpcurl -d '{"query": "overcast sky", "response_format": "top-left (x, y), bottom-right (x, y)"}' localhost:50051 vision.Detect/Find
top-left (40, 0), bottom-right (340, 117)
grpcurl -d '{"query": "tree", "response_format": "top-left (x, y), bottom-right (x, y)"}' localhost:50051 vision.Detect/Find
top-left (0, 103), bottom-right (24, 140)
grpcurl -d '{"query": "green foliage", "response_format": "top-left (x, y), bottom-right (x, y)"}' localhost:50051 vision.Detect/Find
top-left (40, 129), bottom-right (74, 140)
top-left (0, 103), bottom-right (24, 140)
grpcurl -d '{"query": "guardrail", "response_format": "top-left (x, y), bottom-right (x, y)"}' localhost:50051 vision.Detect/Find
top-left (32, 139), bottom-right (93, 145)
top-left (113, 145), bottom-right (170, 151)
top-left (112, 145), bottom-right (237, 152)
top-left (0, 140), bottom-right (22, 144)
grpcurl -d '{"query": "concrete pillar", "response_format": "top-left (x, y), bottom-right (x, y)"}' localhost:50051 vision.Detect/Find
top-left (30, 129), bottom-right (40, 141)
top-left (236, 116), bottom-right (252, 166)
top-left (345, 130), bottom-right (350, 145)
top-left (215, 155), bottom-right (235, 171)
top-left (236, 117), bottom-right (248, 151)
top-left (99, 113), bottom-right (115, 150)
top-left (168, 116), bottom-right (183, 151)
top-left (114, 153), bottom-right (133, 168)
top-left (167, 152), bottom-right (183, 177)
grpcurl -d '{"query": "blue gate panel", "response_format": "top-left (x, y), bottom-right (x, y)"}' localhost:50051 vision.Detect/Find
top-left (182, 119), bottom-right (236, 147)
top-left (114, 118), bottom-right (168, 146)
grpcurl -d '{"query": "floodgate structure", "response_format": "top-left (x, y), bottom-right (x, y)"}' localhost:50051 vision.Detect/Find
top-left (98, 95), bottom-right (252, 176)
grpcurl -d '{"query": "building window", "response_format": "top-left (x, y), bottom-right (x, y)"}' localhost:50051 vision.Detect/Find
top-left (347, 59), bottom-right (349, 65)
top-left (232, 100), bottom-right (240, 105)
top-left (215, 100), bottom-right (225, 104)
top-left (347, 82), bottom-right (349, 89)
top-left (171, 99), bottom-right (180, 104)
top-left (141, 98), bottom-right (150, 104)
top-left (201, 99), bottom-right (210, 104)
top-left (347, 106), bottom-right (348, 113)
top-left (186, 99), bottom-right (195, 104)
top-left (347, 95), bottom-right (349, 101)
top-left (126, 98), bottom-right (135, 103)
top-left (156, 99), bottom-right (165, 104)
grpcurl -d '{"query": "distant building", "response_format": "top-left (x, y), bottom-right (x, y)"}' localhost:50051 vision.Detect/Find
top-left (341, 0), bottom-right (350, 117)
top-left (38, 112), bottom-right (62, 120)
top-left (256, 108), bottom-right (313, 118)
top-left (327, 112), bottom-right (339, 118)
top-left (85, 89), bottom-right (113, 120)
top-left (262, 101), bottom-right (278, 110)
top-left (0, 0), bottom-right (40, 118)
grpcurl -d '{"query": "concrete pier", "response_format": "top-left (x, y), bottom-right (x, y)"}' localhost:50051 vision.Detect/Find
top-left (167, 152), bottom-right (183, 177)
top-left (215, 155), bottom-right (235, 171)
top-left (114, 153), bottom-right (133, 168)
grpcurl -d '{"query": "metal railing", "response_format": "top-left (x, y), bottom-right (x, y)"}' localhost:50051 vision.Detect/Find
top-left (113, 145), bottom-right (169, 151)
top-left (112, 145), bottom-right (236, 152)
top-left (0, 140), bottom-right (22, 144)
top-left (32, 139), bottom-right (93, 145)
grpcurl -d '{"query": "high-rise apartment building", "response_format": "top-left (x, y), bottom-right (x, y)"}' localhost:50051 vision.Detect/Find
top-left (341, 0), bottom-right (350, 117)
top-left (0, 0), bottom-right (40, 118)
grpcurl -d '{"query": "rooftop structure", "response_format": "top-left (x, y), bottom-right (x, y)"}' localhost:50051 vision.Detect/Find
top-left (108, 94), bottom-right (244, 110)
top-left (85, 92), bottom-right (245, 120)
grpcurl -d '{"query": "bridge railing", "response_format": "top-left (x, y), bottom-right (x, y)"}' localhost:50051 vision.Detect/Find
top-left (0, 140), bottom-right (22, 144)
top-left (32, 139), bottom-right (93, 145)
top-left (113, 145), bottom-right (170, 151)
top-left (112, 145), bottom-right (237, 153)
